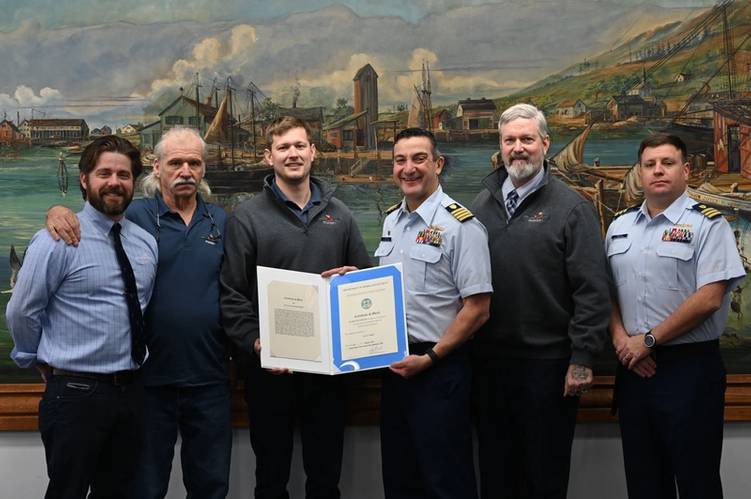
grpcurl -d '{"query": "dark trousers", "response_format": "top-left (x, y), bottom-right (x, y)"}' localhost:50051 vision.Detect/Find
top-left (616, 341), bottom-right (726, 499)
top-left (245, 358), bottom-right (345, 499)
top-left (380, 345), bottom-right (477, 499)
top-left (133, 383), bottom-right (233, 499)
top-left (473, 358), bottom-right (579, 499)
top-left (38, 374), bottom-right (145, 499)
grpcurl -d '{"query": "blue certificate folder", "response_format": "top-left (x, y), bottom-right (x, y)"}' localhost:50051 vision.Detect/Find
top-left (257, 264), bottom-right (408, 375)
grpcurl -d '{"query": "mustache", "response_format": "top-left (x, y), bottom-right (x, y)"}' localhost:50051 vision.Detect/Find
top-left (170, 178), bottom-right (197, 188)
top-left (101, 186), bottom-right (126, 196)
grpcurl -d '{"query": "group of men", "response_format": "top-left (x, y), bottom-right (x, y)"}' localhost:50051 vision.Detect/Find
top-left (5, 102), bottom-right (744, 499)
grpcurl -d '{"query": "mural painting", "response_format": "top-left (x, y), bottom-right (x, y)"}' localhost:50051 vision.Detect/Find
top-left (2, 0), bottom-right (751, 383)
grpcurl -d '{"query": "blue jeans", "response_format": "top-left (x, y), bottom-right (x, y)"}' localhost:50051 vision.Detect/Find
top-left (39, 374), bottom-right (144, 499)
top-left (133, 383), bottom-right (232, 499)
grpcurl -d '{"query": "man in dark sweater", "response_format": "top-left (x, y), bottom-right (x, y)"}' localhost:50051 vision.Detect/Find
top-left (220, 116), bottom-right (371, 499)
top-left (470, 103), bottom-right (610, 499)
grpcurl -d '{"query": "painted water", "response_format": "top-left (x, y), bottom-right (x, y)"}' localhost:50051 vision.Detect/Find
top-left (1, 139), bottom-right (749, 379)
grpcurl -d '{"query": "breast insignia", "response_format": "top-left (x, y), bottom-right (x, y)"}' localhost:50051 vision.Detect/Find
top-left (692, 203), bottom-right (722, 220)
top-left (445, 203), bottom-right (474, 222)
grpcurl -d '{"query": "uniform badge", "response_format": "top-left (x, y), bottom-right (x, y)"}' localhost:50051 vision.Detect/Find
top-left (662, 226), bottom-right (693, 243)
top-left (416, 225), bottom-right (444, 247)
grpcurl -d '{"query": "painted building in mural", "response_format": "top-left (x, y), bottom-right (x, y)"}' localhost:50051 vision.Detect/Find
top-left (555, 99), bottom-right (588, 118)
top-left (27, 119), bottom-right (89, 142)
top-left (456, 98), bottom-right (496, 130)
top-left (353, 63), bottom-right (379, 149)
top-left (140, 95), bottom-right (218, 149)
top-left (713, 99), bottom-right (751, 178)
top-left (0, 120), bottom-right (21, 144)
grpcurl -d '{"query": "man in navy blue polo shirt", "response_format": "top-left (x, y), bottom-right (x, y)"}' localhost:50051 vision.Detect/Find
top-left (46, 127), bottom-right (231, 499)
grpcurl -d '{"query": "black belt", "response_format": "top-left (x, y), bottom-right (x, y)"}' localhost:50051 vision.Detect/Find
top-left (655, 339), bottom-right (719, 360)
top-left (51, 368), bottom-right (139, 385)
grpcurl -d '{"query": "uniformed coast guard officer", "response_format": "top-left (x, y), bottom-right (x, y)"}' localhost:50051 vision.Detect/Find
top-left (606, 134), bottom-right (745, 499)
top-left (375, 127), bottom-right (492, 499)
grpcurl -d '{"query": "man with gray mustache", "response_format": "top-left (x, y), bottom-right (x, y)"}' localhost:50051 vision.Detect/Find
top-left (46, 127), bottom-right (231, 499)
top-left (470, 103), bottom-right (610, 499)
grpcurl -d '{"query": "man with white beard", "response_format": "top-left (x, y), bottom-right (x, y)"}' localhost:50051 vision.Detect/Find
top-left (470, 103), bottom-right (611, 499)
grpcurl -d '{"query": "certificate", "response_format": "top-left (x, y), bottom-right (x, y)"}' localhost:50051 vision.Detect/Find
top-left (257, 264), bottom-right (408, 374)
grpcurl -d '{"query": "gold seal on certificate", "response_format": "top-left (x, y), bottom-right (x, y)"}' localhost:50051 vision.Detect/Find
top-left (256, 264), bottom-right (408, 375)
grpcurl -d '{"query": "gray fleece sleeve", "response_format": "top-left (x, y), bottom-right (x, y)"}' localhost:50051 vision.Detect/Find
top-left (563, 201), bottom-right (612, 367)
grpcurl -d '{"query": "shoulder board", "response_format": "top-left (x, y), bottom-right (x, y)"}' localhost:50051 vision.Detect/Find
top-left (692, 203), bottom-right (723, 220)
top-left (613, 205), bottom-right (640, 219)
top-left (445, 202), bottom-right (474, 223)
top-left (385, 203), bottom-right (400, 215)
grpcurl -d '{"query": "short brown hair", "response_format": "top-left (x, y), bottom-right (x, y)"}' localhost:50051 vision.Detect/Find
top-left (638, 134), bottom-right (687, 164)
top-left (78, 135), bottom-right (142, 200)
top-left (265, 116), bottom-right (313, 149)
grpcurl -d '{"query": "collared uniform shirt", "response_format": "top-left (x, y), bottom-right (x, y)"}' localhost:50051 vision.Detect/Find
top-left (269, 177), bottom-right (322, 225)
top-left (6, 202), bottom-right (158, 372)
top-left (606, 192), bottom-right (745, 345)
top-left (375, 186), bottom-right (493, 343)
top-left (125, 194), bottom-right (227, 386)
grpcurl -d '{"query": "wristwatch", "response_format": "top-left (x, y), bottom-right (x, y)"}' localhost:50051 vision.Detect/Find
top-left (643, 330), bottom-right (656, 348)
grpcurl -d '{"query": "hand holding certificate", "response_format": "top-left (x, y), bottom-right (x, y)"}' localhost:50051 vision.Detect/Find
top-left (256, 264), bottom-right (408, 374)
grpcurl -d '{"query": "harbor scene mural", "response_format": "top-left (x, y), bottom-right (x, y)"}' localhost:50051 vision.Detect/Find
top-left (1, 0), bottom-right (751, 381)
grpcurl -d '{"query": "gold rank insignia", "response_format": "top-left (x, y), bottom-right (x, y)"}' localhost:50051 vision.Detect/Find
top-left (385, 203), bottom-right (400, 214)
top-left (692, 203), bottom-right (722, 219)
top-left (613, 205), bottom-right (639, 219)
top-left (445, 203), bottom-right (474, 222)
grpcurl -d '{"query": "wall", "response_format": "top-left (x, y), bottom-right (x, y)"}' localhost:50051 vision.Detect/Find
top-left (1, 424), bottom-right (749, 498)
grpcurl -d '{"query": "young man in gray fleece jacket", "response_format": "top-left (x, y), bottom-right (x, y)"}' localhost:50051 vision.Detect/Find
top-left (470, 103), bottom-right (611, 499)
top-left (220, 116), bottom-right (371, 499)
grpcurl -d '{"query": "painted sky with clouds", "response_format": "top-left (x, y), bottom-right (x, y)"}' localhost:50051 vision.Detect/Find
top-left (0, 1), bottom-right (712, 126)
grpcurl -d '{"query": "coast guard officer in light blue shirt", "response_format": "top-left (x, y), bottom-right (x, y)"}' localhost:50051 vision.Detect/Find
top-left (375, 127), bottom-right (492, 499)
top-left (607, 134), bottom-right (745, 499)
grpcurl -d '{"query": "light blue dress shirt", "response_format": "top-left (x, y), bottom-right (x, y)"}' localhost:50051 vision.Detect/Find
top-left (605, 192), bottom-right (746, 345)
top-left (375, 186), bottom-right (493, 343)
top-left (6, 202), bottom-right (158, 372)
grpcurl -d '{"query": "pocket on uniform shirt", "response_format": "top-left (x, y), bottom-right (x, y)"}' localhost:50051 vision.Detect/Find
top-left (409, 244), bottom-right (442, 292)
top-left (655, 243), bottom-right (694, 290)
top-left (607, 238), bottom-right (632, 286)
top-left (374, 241), bottom-right (394, 258)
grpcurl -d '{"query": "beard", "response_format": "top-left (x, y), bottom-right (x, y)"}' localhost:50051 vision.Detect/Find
top-left (504, 155), bottom-right (543, 183)
top-left (87, 185), bottom-right (133, 217)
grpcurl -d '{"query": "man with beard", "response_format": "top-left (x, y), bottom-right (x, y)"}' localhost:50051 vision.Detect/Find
top-left (470, 103), bottom-right (610, 499)
top-left (45, 127), bottom-right (232, 499)
top-left (221, 116), bottom-right (371, 499)
top-left (6, 135), bottom-right (157, 498)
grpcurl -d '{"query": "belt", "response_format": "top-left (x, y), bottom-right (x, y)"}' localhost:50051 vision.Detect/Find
top-left (655, 339), bottom-right (719, 360)
top-left (51, 368), bottom-right (139, 385)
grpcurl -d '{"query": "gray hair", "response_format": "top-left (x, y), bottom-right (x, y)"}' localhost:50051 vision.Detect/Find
top-left (498, 103), bottom-right (549, 139)
top-left (141, 126), bottom-right (211, 197)
top-left (154, 127), bottom-right (208, 161)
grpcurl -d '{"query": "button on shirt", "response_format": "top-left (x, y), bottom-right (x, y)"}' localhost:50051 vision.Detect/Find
top-left (6, 202), bottom-right (158, 372)
top-left (605, 192), bottom-right (745, 345)
top-left (125, 194), bottom-right (228, 386)
top-left (375, 186), bottom-right (493, 343)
